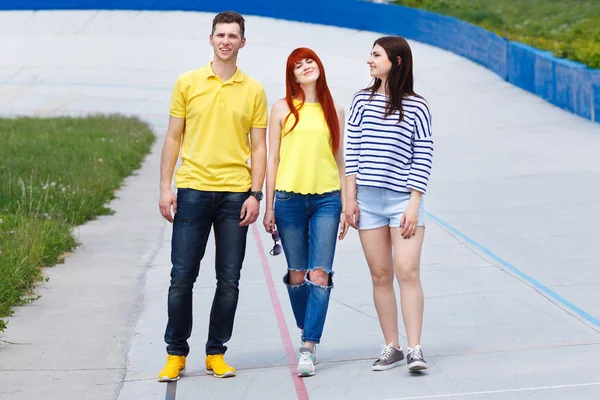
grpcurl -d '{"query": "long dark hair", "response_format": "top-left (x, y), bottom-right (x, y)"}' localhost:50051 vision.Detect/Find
top-left (366, 36), bottom-right (420, 121)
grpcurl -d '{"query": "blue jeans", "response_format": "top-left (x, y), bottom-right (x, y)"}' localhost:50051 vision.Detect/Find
top-left (274, 190), bottom-right (342, 344)
top-left (164, 188), bottom-right (249, 356)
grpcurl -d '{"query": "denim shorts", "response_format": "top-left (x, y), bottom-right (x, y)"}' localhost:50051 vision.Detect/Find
top-left (356, 186), bottom-right (426, 230)
top-left (274, 190), bottom-right (342, 273)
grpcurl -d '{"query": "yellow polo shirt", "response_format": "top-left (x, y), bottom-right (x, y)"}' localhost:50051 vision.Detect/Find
top-left (169, 63), bottom-right (268, 192)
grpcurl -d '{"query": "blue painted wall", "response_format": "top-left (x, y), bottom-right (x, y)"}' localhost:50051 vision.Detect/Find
top-left (2, 0), bottom-right (598, 123)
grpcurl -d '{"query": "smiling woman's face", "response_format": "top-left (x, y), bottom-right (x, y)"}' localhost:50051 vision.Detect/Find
top-left (367, 44), bottom-right (392, 80)
top-left (293, 58), bottom-right (321, 85)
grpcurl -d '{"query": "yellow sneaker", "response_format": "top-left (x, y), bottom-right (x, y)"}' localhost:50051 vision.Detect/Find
top-left (158, 355), bottom-right (186, 382)
top-left (205, 354), bottom-right (236, 378)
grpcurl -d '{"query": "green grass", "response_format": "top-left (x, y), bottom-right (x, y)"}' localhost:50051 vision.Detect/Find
top-left (0, 116), bottom-right (155, 332)
top-left (393, 0), bottom-right (600, 69)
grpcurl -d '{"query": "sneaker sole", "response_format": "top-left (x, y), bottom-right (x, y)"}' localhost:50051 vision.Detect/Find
top-left (297, 369), bottom-right (316, 377)
top-left (372, 360), bottom-right (405, 371)
top-left (158, 367), bottom-right (186, 382)
top-left (408, 362), bottom-right (428, 371)
top-left (206, 369), bottom-right (236, 378)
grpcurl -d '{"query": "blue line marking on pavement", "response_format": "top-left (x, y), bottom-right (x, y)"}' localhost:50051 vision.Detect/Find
top-left (427, 212), bottom-right (600, 329)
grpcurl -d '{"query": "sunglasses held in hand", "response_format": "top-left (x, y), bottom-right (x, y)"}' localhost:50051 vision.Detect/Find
top-left (270, 230), bottom-right (282, 256)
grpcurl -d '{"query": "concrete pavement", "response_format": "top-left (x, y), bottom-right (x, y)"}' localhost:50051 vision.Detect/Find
top-left (1, 10), bottom-right (600, 400)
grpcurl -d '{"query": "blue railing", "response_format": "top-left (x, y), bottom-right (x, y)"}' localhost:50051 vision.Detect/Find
top-left (2, 0), bottom-right (598, 123)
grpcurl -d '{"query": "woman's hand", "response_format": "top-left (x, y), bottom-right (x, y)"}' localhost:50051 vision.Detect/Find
top-left (345, 199), bottom-right (360, 229)
top-left (400, 201), bottom-right (419, 238)
top-left (263, 209), bottom-right (276, 233)
top-left (338, 212), bottom-right (349, 240)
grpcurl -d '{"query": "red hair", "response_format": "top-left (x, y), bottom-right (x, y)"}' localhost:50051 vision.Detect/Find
top-left (284, 47), bottom-right (340, 152)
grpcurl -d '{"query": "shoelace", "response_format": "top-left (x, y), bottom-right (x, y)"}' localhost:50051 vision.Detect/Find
top-left (379, 343), bottom-right (395, 361)
top-left (409, 346), bottom-right (423, 360)
top-left (299, 352), bottom-right (313, 363)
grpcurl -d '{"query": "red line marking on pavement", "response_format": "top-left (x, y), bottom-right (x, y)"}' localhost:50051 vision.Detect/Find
top-left (252, 224), bottom-right (310, 400)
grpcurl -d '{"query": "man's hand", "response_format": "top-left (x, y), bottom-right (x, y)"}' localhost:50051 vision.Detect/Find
top-left (240, 196), bottom-right (260, 226)
top-left (159, 189), bottom-right (177, 223)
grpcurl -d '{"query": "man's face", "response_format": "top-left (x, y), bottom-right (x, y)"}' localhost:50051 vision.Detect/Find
top-left (210, 23), bottom-right (246, 62)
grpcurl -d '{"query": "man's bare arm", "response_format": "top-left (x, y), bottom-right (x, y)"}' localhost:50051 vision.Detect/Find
top-left (249, 126), bottom-right (267, 192)
top-left (239, 126), bottom-right (267, 226)
top-left (159, 116), bottom-right (184, 222)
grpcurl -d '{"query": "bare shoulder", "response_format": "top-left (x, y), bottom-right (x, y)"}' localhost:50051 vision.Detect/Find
top-left (271, 99), bottom-right (289, 118)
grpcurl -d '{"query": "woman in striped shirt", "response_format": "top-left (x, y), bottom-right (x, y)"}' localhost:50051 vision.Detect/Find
top-left (345, 36), bottom-right (434, 373)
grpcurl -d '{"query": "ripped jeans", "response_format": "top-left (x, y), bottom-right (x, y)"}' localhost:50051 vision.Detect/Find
top-left (274, 190), bottom-right (342, 344)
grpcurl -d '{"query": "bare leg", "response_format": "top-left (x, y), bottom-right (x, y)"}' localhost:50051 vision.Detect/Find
top-left (391, 227), bottom-right (425, 348)
top-left (359, 227), bottom-right (398, 347)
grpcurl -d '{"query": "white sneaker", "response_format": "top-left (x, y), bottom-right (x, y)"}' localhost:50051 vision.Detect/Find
top-left (297, 347), bottom-right (316, 377)
top-left (301, 340), bottom-right (318, 364)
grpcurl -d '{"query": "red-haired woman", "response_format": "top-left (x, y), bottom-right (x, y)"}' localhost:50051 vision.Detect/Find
top-left (263, 47), bottom-right (349, 377)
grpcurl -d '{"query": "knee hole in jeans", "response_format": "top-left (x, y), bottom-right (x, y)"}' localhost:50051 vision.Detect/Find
top-left (287, 270), bottom-right (307, 286)
top-left (307, 268), bottom-right (331, 286)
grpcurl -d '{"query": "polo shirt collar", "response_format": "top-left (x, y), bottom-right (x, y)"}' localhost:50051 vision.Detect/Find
top-left (202, 63), bottom-right (245, 83)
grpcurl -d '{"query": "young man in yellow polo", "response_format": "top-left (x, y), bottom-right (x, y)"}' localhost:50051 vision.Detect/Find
top-left (157, 11), bottom-right (268, 382)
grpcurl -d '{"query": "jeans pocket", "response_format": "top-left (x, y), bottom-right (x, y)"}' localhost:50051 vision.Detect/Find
top-left (275, 191), bottom-right (292, 201)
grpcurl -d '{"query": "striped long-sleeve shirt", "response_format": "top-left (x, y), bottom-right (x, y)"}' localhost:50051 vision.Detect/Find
top-left (345, 90), bottom-right (434, 194)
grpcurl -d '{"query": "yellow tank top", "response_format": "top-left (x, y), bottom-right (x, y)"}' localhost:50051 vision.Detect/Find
top-left (275, 101), bottom-right (341, 194)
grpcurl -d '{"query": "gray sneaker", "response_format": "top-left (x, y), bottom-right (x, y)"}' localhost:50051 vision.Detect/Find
top-left (407, 345), bottom-right (428, 371)
top-left (372, 343), bottom-right (405, 371)
top-left (297, 347), bottom-right (316, 377)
